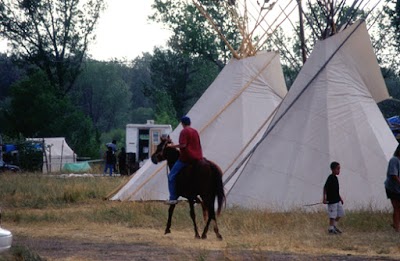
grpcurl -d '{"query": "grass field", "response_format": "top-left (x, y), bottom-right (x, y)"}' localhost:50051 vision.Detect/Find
top-left (0, 173), bottom-right (399, 260)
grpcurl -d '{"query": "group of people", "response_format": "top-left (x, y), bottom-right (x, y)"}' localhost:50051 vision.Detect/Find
top-left (104, 140), bottom-right (128, 176)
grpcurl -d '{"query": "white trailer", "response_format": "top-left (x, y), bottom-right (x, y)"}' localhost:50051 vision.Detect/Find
top-left (126, 120), bottom-right (172, 168)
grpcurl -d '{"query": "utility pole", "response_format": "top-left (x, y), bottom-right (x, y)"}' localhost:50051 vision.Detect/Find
top-left (297, 0), bottom-right (307, 64)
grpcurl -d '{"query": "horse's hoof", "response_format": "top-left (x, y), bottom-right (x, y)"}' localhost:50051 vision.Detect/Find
top-left (201, 235), bottom-right (207, 239)
top-left (195, 235), bottom-right (201, 239)
top-left (164, 229), bottom-right (171, 235)
top-left (217, 235), bottom-right (223, 241)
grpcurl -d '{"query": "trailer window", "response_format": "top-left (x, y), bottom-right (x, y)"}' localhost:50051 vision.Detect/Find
top-left (153, 131), bottom-right (160, 144)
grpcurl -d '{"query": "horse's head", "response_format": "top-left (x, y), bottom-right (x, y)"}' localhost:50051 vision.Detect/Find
top-left (150, 136), bottom-right (180, 169)
top-left (150, 136), bottom-right (168, 164)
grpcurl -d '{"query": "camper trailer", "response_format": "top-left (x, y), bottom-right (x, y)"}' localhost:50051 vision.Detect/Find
top-left (126, 120), bottom-right (172, 172)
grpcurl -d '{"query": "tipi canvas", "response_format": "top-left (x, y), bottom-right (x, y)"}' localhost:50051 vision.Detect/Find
top-left (110, 51), bottom-right (287, 201)
top-left (226, 20), bottom-right (398, 211)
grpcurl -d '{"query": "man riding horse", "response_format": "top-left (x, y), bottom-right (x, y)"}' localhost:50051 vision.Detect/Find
top-left (165, 116), bottom-right (203, 205)
top-left (151, 117), bottom-right (225, 239)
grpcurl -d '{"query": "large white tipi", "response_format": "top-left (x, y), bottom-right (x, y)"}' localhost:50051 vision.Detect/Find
top-left (225, 20), bottom-right (398, 211)
top-left (109, 51), bottom-right (287, 201)
top-left (108, 0), bottom-right (290, 202)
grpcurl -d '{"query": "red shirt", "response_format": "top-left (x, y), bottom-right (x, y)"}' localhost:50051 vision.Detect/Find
top-left (179, 127), bottom-right (203, 163)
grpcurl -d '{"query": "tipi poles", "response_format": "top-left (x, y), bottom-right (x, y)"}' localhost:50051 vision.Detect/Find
top-left (297, 0), bottom-right (307, 63)
top-left (256, 4), bottom-right (297, 52)
top-left (60, 139), bottom-right (64, 172)
top-left (192, 0), bottom-right (240, 59)
top-left (254, 0), bottom-right (294, 50)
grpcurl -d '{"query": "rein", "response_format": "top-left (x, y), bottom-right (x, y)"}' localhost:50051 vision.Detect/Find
top-left (165, 161), bottom-right (170, 176)
top-left (161, 141), bottom-right (173, 176)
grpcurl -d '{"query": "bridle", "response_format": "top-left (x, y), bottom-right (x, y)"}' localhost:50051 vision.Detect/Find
top-left (151, 139), bottom-right (170, 164)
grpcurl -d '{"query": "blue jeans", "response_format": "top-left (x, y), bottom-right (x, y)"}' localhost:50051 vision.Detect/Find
top-left (168, 160), bottom-right (188, 200)
top-left (104, 164), bottom-right (113, 176)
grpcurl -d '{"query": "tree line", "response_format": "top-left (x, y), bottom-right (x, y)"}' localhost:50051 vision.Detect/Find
top-left (0, 0), bottom-right (399, 159)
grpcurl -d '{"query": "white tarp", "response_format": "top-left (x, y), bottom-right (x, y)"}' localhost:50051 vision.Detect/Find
top-left (226, 20), bottom-right (397, 211)
top-left (110, 51), bottom-right (287, 201)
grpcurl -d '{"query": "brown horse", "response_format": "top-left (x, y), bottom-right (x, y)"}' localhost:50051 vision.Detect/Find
top-left (151, 138), bottom-right (225, 240)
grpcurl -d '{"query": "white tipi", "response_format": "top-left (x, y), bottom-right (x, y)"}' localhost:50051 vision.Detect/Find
top-left (225, 20), bottom-right (398, 211)
top-left (108, 0), bottom-right (291, 202)
top-left (109, 51), bottom-right (287, 201)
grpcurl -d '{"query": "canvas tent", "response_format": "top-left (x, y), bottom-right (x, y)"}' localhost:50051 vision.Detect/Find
top-left (28, 137), bottom-right (77, 173)
top-left (225, 20), bottom-right (398, 211)
top-left (109, 51), bottom-right (287, 201)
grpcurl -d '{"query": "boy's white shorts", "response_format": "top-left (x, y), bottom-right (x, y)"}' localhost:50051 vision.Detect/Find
top-left (327, 202), bottom-right (345, 219)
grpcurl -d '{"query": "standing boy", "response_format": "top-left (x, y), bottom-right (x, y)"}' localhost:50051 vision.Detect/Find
top-left (323, 161), bottom-right (344, 234)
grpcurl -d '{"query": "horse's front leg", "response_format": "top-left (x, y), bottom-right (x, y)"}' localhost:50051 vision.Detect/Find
top-left (189, 200), bottom-right (201, 239)
top-left (165, 204), bottom-right (176, 234)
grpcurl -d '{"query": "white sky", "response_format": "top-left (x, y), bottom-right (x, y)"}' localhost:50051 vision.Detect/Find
top-left (0, 0), bottom-right (171, 61)
top-left (0, 0), bottom-right (384, 61)
top-left (88, 0), bottom-right (171, 61)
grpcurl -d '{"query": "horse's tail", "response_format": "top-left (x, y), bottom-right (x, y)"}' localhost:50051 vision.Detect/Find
top-left (208, 160), bottom-right (225, 216)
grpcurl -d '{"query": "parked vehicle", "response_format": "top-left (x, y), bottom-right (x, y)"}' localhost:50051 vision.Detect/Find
top-left (0, 160), bottom-right (20, 173)
top-left (0, 209), bottom-right (13, 252)
top-left (126, 120), bottom-right (172, 174)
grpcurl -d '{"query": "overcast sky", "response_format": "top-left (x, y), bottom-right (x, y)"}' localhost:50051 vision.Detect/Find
top-left (0, 0), bottom-right (384, 61)
top-left (0, 0), bottom-right (171, 61)
top-left (88, 0), bottom-right (171, 61)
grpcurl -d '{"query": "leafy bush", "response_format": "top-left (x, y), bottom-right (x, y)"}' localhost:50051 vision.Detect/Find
top-left (16, 141), bottom-right (43, 172)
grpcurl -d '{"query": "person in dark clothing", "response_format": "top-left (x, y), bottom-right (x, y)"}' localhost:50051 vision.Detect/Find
top-left (104, 146), bottom-right (115, 176)
top-left (118, 147), bottom-right (127, 175)
top-left (384, 144), bottom-right (400, 232)
top-left (323, 161), bottom-right (344, 234)
top-left (106, 140), bottom-right (117, 173)
top-left (106, 140), bottom-right (117, 152)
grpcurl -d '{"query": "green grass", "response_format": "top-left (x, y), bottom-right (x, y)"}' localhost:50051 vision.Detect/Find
top-left (0, 173), bottom-right (121, 208)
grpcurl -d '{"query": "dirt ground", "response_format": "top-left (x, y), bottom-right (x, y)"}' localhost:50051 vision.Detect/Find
top-left (8, 236), bottom-right (399, 261)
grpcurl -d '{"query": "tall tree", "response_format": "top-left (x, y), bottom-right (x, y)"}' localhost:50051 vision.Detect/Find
top-left (0, 53), bottom-right (24, 99)
top-left (129, 53), bottom-right (154, 109)
top-left (0, 0), bottom-right (105, 96)
top-left (1, 70), bottom-right (98, 157)
top-left (150, 0), bottom-right (241, 69)
top-left (71, 60), bottom-right (132, 132)
top-left (266, 2), bottom-right (396, 86)
top-left (145, 47), bottom-right (219, 120)
top-left (386, 0), bottom-right (400, 52)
